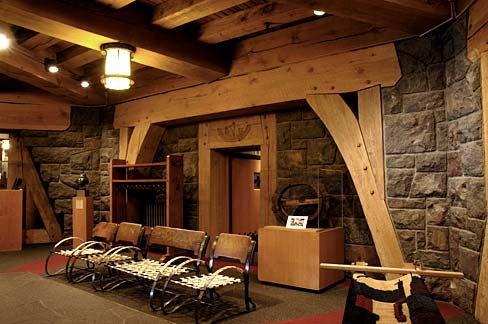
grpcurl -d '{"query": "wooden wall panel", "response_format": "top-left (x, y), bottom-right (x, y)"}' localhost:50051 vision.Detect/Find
top-left (307, 94), bottom-right (404, 275)
top-left (475, 51), bottom-right (488, 324)
top-left (0, 190), bottom-right (22, 251)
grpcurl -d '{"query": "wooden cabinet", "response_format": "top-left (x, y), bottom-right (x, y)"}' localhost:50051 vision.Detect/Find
top-left (258, 226), bottom-right (344, 290)
top-left (0, 190), bottom-right (23, 251)
top-left (110, 155), bottom-right (183, 227)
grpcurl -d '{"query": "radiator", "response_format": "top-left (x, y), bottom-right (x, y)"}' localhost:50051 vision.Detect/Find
top-left (144, 203), bottom-right (166, 227)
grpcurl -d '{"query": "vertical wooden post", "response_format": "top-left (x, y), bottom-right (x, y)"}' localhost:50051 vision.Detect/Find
top-left (307, 94), bottom-right (404, 273)
top-left (358, 85), bottom-right (385, 199)
top-left (475, 51), bottom-right (488, 323)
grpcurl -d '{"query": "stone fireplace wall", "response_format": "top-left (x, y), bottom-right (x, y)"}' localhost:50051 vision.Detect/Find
top-left (382, 15), bottom-right (484, 312)
top-left (20, 107), bottom-right (118, 234)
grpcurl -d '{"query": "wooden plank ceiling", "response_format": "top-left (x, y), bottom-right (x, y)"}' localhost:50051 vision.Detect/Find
top-left (0, 0), bottom-right (452, 106)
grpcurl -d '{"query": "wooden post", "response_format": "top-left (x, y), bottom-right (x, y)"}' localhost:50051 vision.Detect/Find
top-left (0, 190), bottom-right (23, 251)
top-left (475, 51), bottom-right (488, 323)
top-left (307, 94), bottom-right (404, 275)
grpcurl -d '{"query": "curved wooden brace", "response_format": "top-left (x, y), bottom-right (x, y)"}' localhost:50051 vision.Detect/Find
top-left (307, 93), bottom-right (404, 273)
top-left (126, 122), bottom-right (166, 164)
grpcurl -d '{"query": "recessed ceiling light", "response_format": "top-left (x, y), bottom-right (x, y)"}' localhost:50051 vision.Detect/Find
top-left (0, 33), bottom-right (9, 50)
top-left (48, 65), bottom-right (59, 73)
top-left (313, 10), bottom-right (326, 16)
top-left (81, 80), bottom-right (90, 88)
top-left (44, 58), bottom-right (59, 73)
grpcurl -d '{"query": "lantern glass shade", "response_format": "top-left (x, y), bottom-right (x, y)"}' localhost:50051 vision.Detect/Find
top-left (101, 43), bottom-right (135, 90)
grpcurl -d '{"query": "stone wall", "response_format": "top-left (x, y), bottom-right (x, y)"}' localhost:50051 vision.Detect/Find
top-left (153, 124), bottom-right (199, 230)
top-left (382, 15), bottom-right (484, 312)
top-left (20, 107), bottom-right (118, 234)
top-left (276, 108), bottom-right (379, 265)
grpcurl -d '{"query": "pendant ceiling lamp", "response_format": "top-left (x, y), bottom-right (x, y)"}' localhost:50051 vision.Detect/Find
top-left (100, 43), bottom-right (135, 90)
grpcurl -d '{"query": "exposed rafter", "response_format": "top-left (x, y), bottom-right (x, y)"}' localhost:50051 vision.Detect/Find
top-left (96, 0), bottom-right (136, 9)
top-left (277, 0), bottom-right (451, 35)
top-left (152, 0), bottom-right (249, 29)
top-left (0, 0), bottom-right (228, 81)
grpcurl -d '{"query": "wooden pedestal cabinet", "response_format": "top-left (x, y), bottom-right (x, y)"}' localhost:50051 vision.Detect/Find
top-left (258, 226), bottom-right (344, 290)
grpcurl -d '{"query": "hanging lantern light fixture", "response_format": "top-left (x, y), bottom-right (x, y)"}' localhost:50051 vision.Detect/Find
top-left (100, 43), bottom-right (135, 90)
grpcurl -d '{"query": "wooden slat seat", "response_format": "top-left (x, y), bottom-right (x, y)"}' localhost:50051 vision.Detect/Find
top-left (160, 233), bottom-right (256, 323)
top-left (44, 221), bottom-right (118, 279)
top-left (100, 226), bottom-right (209, 307)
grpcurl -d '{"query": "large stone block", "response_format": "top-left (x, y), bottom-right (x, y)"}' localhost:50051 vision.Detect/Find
top-left (306, 137), bottom-right (336, 165)
top-left (48, 182), bottom-right (77, 199)
top-left (441, 13), bottom-right (467, 60)
top-left (427, 63), bottom-right (446, 90)
top-left (445, 52), bottom-right (471, 86)
top-left (447, 178), bottom-right (469, 208)
top-left (466, 60), bottom-right (480, 92)
top-left (40, 164), bottom-right (60, 183)
top-left (458, 247), bottom-right (480, 282)
top-left (384, 111), bottom-right (436, 154)
top-left (344, 244), bottom-right (379, 266)
top-left (291, 139), bottom-right (307, 150)
top-left (418, 250), bottom-right (450, 269)
top-left (382, 87), bottom-right (402, 115)
top-left (390, 209), bottom-right (425, 230)
top-left (388, 198), bottom-right (426, 209)
top-left (183, 152), bottom-right (198, 183)
top-left (71, 107), bottom-right (100, 126)
top-left (461, 140), bottom-right (483, 177)
top-left (70, 150), bottom-right (100, 171)
top-left (458, 229), bottom-right (481, 251)
top-left (426, 226), bottom-right (449, 251)
top-left (290, 119), bottom-right (325, 139)
top-left (276, 122), bottom-right (291, 150)
top-left (32, 147), bottom-right (83, 164)
top-left (415, 152), bottom-right (446, 172)
top-left (425, 277), bottom-right (452, 301)
top-left (277, 151), bottom-right (306, 170)
top-left (54, 198), bottom-right (73, 214)
top-left (403, 91), bottom-right (444, 113)
top-left (449, 207), bottom-right (467, 229)
top-left (276, 109), bottom-right (302, 122)
top-left (446, 80), bottom-right (481, 120)
top-left (465, 178), bottom-right (486, 219)
top-left (386, 169), bottom-right (414, 197)
top-left (396, 72), bottom-right (428, 94)
top-left (177, 138), bottom-right (198, 153)
top-left (451, 278), bottom-right (476, 314)
top-left (396, 34), bottom-right (443, 65)
top-left (436, 122), bottom-right (448, 151)
top-left (447, 151), bottom-right (462, 177)
top-left (397, 230), bottom-right (416, 262)
top-left (410, 173), bottom-right (447, 197)
top-left (448, 111), bottom-right (482, 150)
top-left (426, 198), bottom-right (449, 225)
top-left (343, 217), bottom-right (373, 245)
top-left (386, 155), bottom-right (415, 168)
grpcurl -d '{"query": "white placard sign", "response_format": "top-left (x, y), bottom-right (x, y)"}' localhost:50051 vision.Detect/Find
top-left (75, 199), bottom-right (84, 209)
top-left (285, 216), bottom-right (308, 229)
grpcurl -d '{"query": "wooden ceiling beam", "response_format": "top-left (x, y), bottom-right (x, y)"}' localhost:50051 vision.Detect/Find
top-left (0, 43), bottom-right (104, 105)
top-left (57, 46), bottom-right (101, 68)
top-left (198, 2), bottom-right (313, 44)
top-left (152, 0), bottom-right (249, 29)
top-left (96, 0), bottom-right (136, 9)
top-left (20, 33), bottom-right (60, 51)
top-left (277, 0), bottom-right (450, 35)
top-left (0, 0), bottom-right (228, 81)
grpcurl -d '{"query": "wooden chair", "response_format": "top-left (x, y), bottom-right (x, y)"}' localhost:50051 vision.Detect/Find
top-left (98, 226), bottom-right (209, 300)
top-left (161, 233), bottom-right (256, 323)
top-left (68, 222), bottom-right (144, 283)
top-left (44, 221), bottom-right (118, 279)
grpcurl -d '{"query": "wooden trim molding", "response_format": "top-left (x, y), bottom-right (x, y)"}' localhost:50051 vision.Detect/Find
top-left (198, 114), bottom-right (277, 244)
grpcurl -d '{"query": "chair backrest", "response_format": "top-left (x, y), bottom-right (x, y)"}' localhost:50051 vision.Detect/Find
top-left (211, 233), bottom-right (255, 265)
top-left (114, 222), bottom-right (144, 246)
top-left (147, 226), bottom-right (209, 258)
top-left (92, 222), bottom-right (118, 243)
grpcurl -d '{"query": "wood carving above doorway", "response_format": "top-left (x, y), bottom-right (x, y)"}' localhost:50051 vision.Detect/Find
top-left (198, 114), bottom-right (277, 243)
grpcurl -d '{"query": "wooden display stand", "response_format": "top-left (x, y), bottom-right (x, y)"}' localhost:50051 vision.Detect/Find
top-left (258, 226), bottom-right (344, 290)
top-left (0, 190), bottom-right (23, 251)
top-left (72, 196), bottom-right (93, 247)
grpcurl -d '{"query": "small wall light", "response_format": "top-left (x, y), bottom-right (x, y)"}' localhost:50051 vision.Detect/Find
top-left (1, 139), bottom-right (9, 151)
top-left (80, 80), bottom-right (90, 88)
top-left (44, 58), bottom-right (59, 73)
top-left (100, 42), bottom-right (135, 90)
top-left (0, 33), bottom-right (10, 50)
top-left (313, 10), bottom-right (326, 16)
